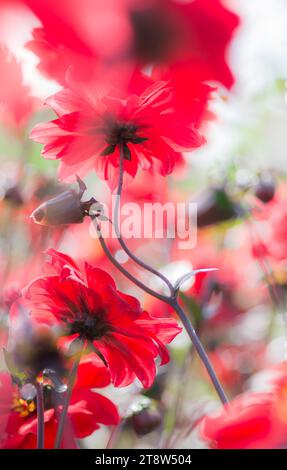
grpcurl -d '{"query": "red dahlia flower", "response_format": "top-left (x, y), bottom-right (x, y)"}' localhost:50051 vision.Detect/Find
top-left (0, 356), bottom-right (119, 449)
top-left (30, 77), bottom-right (205, 189)
top-left (24, 249), bottom-right (181, 388)
top-left (200, 364), bottom-right (287, 449)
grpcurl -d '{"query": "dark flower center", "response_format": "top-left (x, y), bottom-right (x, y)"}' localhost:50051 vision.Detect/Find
top-left (70, 310), bottom-right (110, 342)
top-left (100, 121), bottom-right (148, 160)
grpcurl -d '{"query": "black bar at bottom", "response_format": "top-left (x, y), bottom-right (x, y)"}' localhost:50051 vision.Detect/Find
top-left (0, 449), bottom-right (286, 468)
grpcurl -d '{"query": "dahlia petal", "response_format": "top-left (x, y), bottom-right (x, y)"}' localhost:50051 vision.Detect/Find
top-left (94, 340), bottom-right (135, 388)
top-left (25, 276), bottom-right (88, 323)
top-left (108, 333), bottom-right (157, 388)
top-left (75, 354), bottom-right (111, 389)
top-left (18, 409), bottom-right (55, 436)
top-left (85, 263), bottom-right (116, 292)
top-left (57, 157), bottom-right (95, 182)
top-left (152, 337), bottom-right (170, 366)
top-left (30, 121), bottom-right (71, 145)
top-left (69, 390), bottom-right (119, 438)
top-left (116, 326), bottom-right (159, 351)
top-left (45, 89), bottom-right (84, 117)
top-left (136, 312), bottom-right (182, 344)
top-left (46, 248), bottom-right (81, 274)
top-left (0, 373), bottom-right (14, 408)
top-left (116, 291), bottom-right (142, 313)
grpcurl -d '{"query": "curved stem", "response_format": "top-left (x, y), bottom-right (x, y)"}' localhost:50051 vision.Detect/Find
top-left (170, 299), bottom-right (228, 404)
top-left (113, 143), bottom-right (175, 295)
top-left (117, 233), bottom-right (174, 294)
top-left (96, 142), bottom-right (228, 405)
top-left (54, 353), bottom-right (81, 449)
top-left (36, 381), bottom-right (45, 449)
top-left (97, 221), bottom-right (228, 404)
top-left (97, 223), bottom-right (169, 303)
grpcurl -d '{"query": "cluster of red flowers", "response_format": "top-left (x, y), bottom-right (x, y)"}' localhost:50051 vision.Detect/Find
top-left (2, 247), bottom-right (181, 448)
top-left (25, 0), bottom-right (238, 189)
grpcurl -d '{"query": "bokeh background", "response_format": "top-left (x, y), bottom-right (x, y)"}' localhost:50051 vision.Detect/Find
top-left (1, 0), bottom-right (287, 449)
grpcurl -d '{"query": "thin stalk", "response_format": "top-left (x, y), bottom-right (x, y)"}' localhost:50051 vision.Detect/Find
top-left (54, 353), bottom-right (81, 449)
top-left (36, 381), bottom-right (45, 449)
top-left (106, 422), bottom-right (125, 449)
top-left (113, 143), bottom-right (175, 295)
top-left (170, 300), bottom-right (228, 404)
top-left (98, 226), bottom-right (228, 404)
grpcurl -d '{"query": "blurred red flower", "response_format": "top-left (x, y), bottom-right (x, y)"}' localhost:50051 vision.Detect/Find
top-left (134, 0), bottom-right (240, 120)
top-left (200, 364), bottom-right (287, 449)
top-left (150, 0), bottom-right (240, 86)
top-left (24, 0), bottom-right (239, 92)
top-left (30, 76), bottom-right (205, 189)
top-left (207, 343), bottom-right (268, 392)
top-left (0, 355), bottom-right (119, 449)
top-left (24, 249), bottom-right (181, 388)
top-left (0, 46), bottom-right (38, 133)
top-left (24, 0), bottom-right (132, 86)
top-left (252, 184), bottom-right (287, 263)
top-left (172, 234), bottom-right (264, 326)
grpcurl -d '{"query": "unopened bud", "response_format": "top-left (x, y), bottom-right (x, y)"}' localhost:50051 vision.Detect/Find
top-left (30, 177), bottom-right (97, 226)
top-left (131, 406), bottom-right (162, 436)
top-left (4, 185), bottom-right (24, 206)
top-left (194, 187), bottom-right (239, 228)
top-left (254, 174), bottom-right (276, 203)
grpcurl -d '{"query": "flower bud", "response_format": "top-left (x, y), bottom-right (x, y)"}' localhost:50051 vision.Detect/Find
top-left (254, 174), bottom-right (276, 203)
top-left (30, 178), bottom-right (97, 226)
top-left (4, 184), bottom-right (24, 206)
top-left (131, 406), bottom-right (162, 436)
top-left (127, 397), bottom-right (162, 436)
top-left (194, 187), bottom-right (239, 228)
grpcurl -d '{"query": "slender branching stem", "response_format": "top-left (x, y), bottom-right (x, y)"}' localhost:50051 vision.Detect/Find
top-left (97, 226), bottom-right (169, 303)
top-left (96, 143), bottom-right (229, 405)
